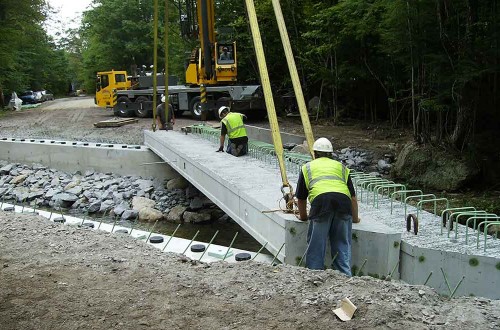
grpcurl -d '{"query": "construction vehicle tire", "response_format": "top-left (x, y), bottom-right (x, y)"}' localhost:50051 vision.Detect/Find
top-left (134, 96), bottom-right (151, 118)
top-left (115, 96), bottom-right (134, 117)
top-left (189, 96), bottom-right (202, 120)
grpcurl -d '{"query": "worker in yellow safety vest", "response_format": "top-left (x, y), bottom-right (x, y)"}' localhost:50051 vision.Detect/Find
top-left (216, 106), bottom-right (248, 157)
top-left (295, 137), bottom-right (360, 276)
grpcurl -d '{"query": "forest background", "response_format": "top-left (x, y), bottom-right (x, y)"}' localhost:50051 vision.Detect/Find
top-left (1, 0), bottom-right (499, 192)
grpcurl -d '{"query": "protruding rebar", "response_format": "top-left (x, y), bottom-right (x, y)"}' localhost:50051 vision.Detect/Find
top-left (271, 242), bottom-right (285, 265)
top-left (389, 260), bottom-right (399, 278)
top-left (440, 268), bottom-right (452, 295)
top-left (252, 242), bottom-right (268, 261)
top-left (424, 271), bottom-right (433, 285)
top-left (182, 230), bottom-right (200, 255)
top-left (356, 258), bottom-right (368, 276)
top-left (223, 232), bottom-right (239, 261)
top-left (111, 215), bottom-right (119, 233)
top-left (129, 215), bottom-right (139, 236)
top-left (450, 276), bottom-right (466, 298)
top-left (163, 223), bottom-right (181, 251)
top-left (198, 230), bottom-right (219, 261)
top-left (146, 219), bottom-right (159, 242)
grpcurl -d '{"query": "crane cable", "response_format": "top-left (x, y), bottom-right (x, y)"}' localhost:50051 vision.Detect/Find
top-left (164, 0), bottom-right (170, 125)
top-left (152, 0), bottom-right (159, 132)
top-left (245, 0), bottom-right (294, 210)
top-left (271, 0), bottom-right (315, 158)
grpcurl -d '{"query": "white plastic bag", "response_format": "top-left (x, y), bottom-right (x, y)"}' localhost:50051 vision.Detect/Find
top-left (8, 92), bottom-right (22, 111)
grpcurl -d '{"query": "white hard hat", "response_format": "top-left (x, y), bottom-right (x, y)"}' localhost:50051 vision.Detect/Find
top-left (312, 137), bottom-right (333, 153)
top-left (161, 94), bottom-right (165, 103)
top-left (218, 106), bottom-right (230, 118)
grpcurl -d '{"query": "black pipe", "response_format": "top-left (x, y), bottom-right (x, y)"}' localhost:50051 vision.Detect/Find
top-left (200, 0), bottom-right (212, 80)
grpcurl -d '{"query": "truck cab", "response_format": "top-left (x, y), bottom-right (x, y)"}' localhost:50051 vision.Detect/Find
top-left (95, 70), bottom-right (131, 107)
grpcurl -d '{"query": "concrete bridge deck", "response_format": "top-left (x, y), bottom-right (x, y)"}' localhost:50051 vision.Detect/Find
top-left (145, 130), bottom-right (400, 278)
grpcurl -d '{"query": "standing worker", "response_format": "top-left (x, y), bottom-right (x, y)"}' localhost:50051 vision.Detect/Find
top-left (155, 94), bottom-right (175, 130)
top-left (216, 106), bottom-right (248, 157)
top-left (295, 137), bottom-right (360, 276)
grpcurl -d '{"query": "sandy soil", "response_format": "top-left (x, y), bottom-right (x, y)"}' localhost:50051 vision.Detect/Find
top-left (1, 212), bottom-right (499, 330)
top-left (1, 98), bottom-right (499, 329)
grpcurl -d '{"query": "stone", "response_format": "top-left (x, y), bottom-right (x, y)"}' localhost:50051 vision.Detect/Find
top-left (290, 144), bottom-right (309, 155)
top-left (113, 202), bottom-right (130, 216)
top-left (84, 170), bottom-right (95, 177)
top-left (0, 164), bottom-right (13, 175)
top-left (185, 185), bottom-right (200, 199)
top-left (138, 207), bottom-right (163, 222)
top-left (183, 211), bottom-right (211, 224)
top-left (28, 191), bottom-right (44, 200)
top-left (64, 180), bottom-right (81, 191)
top-left (11, 174), bottom-right (28, 185)
top-left (166, 205), bottom-right (187, 223)
top-left (98, 200), bottom-right (114, 213)
top-left (393, 142), bottom-right (480, 191)
top-left (45, 188), bottom-right (60, 199)
top-left (132, 196), bottom-right (155, 210)
top-left (189, 197), bottom-right (204, 210)
top-left (66, 186), bottom-right (83, 196)
top-left (166, 177), bottom-right (189, 190)
top-left (88, 201), bottom-right (101, 213)
top-left (121, 209), bottom-right (139, 220)
top-left (52, 193), bottom-right (78, 203)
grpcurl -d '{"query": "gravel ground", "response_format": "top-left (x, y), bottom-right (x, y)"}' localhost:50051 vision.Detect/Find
top-left (2, 98), bottom-right (499, 329)
top-left (1, 212), bottom-right (499, 330)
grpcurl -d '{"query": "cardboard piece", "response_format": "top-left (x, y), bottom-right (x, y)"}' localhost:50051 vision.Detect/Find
top-left (333, 297), bottom-right (357, 321)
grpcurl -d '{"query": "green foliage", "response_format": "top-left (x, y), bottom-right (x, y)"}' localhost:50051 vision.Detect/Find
top-left (0, 0), bottom-right (71, 99)
top-left (418, 255), bottom-right (425, 263)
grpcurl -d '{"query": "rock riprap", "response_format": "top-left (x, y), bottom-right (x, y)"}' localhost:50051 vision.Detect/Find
top-left (0, 161), bottom-right (219, 223)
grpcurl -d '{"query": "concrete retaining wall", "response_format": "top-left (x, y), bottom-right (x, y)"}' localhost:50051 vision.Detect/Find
top-left (0, 137), bottom-right (176, 181)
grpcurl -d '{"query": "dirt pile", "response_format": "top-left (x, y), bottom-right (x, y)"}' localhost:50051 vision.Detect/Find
top-left (1, 211), bottom-right (499, 329)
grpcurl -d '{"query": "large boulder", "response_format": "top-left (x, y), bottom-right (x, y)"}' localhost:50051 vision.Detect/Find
top-left (132, 196), bottom-right (155, 210)
top-left (392, 142), bottom-right (480, 191)
top-left (183, 211), bottom-right (211, 224)
top-left (166, 176), bottom-right (189, 190)
top-left (138, 207), bottom-right (163, 222)
top-left (166, 205), bottom-right (187, 223)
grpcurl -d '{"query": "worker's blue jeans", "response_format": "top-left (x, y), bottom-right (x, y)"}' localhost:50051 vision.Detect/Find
top-left (306, 210), bottom-right (352, 276)
top-left (226, 142), bottom-right (248, 157)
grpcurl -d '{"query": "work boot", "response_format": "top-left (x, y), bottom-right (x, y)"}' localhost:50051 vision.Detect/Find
top-left (230, 143), bottom-right (238, 156)
top-left (235, 144), bottom-right (244, 156)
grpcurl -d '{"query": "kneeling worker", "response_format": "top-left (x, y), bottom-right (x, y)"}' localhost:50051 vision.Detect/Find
top-left (216, 106), bottom-right (248, 157)
top-left (295, 137), bottom-right (360, 276)
top-left (156, 94), bottom-right (175, 130)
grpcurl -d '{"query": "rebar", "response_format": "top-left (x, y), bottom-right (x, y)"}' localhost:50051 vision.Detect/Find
top-left (424, 271), bottom-right (433, 285)
top-left (129, 215), bottom-right (139, 236)
top-left (163, 223), bottom-right (181, 251)
top-left (270, 242), bottom-right (285, 265)
top-left (223, 232), bottom-right (239, 261)
top-left (111, 215), bottom-right (119, 233)
top-left (146, 219), bottom-right (160, 242)
top-left (198, 230), bottom-right (219, 261)
top-left (450, 276), bottom-right (466, 298)
top-left (252, 242), bottom-right (268, 261)
top-left (355, 259), bottom-right (368, 276)
top-left (182, 230), bottom-right (200, 255)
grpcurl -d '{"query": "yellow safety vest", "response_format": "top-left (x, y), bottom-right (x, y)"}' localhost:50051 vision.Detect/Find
top-left (302, 157), bottom-right (351, 203)
top-left (221, 112), bottom-right (247, 139)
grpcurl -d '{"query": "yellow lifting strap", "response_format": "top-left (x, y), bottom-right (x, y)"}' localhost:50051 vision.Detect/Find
top-left (271, 0), bottom-right (315, 158)
top-left (164, 0), bottom-right (170, 125)
top-left (152, 0), bottom-right (159, 132)
top-left (245, 0), bottom-right (293, 203)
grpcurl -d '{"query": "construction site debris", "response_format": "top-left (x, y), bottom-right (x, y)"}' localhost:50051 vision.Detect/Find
top-left (93, 117), bottom-right (138, 128)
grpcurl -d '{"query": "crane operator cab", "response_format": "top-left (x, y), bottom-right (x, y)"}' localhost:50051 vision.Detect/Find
top-left (215, 43), bottom-right (237, 83)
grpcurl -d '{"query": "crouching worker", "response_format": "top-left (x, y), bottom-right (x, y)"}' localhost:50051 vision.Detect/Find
top-left (216, 106), bottom-right (248, 157)
top-left (156, 94), bottom-right (175, 130)
top-left (295, 137), bottom-right (360, 276)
